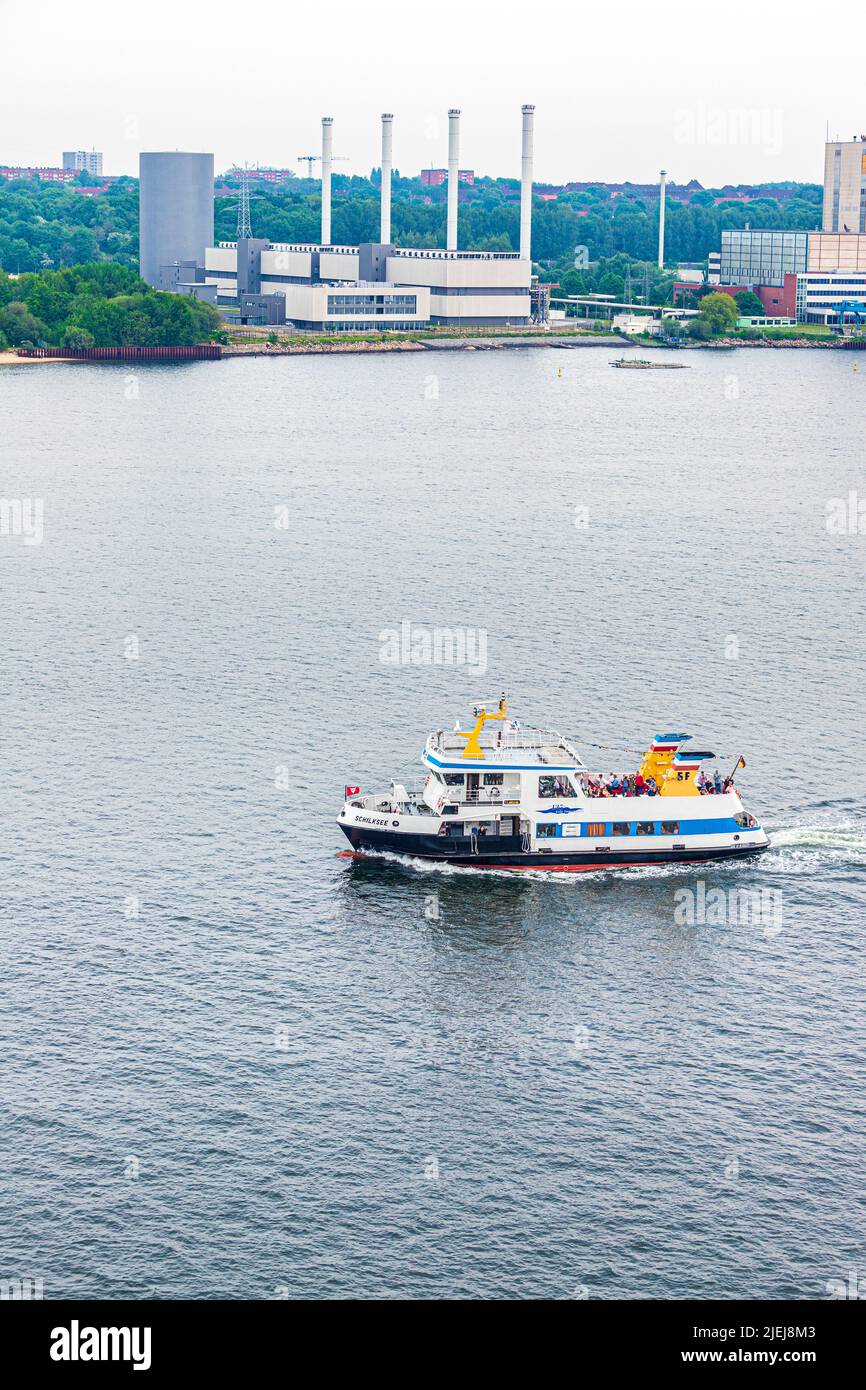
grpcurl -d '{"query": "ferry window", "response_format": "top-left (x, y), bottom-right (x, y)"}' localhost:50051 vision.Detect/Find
top-left (444, 774), bottom-right (464, 786)
top-left (585, 823), bottom-right (606, 836)
top-left (636, 822), bottom-right (655, 835)
top-left (536, 823), bottom-right (557, 838)
top-left (734, 811), bottom-right (758, 828)
top-left (538, 775), bottom-right (576, 799)
top-left (482, 772), bottom-right (504, 786)
top-left (661, 821), bottom-right (679, 835)
top-left (611, 822), bottom-right (631, 836)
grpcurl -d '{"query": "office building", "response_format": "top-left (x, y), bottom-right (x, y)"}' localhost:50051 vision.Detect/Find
top-left (796, 271), bottom-right (866, 324)
top-left (822, 137), bottom-right (866, 233)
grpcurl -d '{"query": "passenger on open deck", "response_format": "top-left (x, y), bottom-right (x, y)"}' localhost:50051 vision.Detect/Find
top-left (581, 770), bottom-right (665, 798)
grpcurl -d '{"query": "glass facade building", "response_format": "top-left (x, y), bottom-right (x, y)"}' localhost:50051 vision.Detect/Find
top-left (720, 230), bottom-right (808, 287)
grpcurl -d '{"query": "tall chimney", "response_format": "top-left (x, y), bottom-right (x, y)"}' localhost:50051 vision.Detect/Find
top-left (657, 169), bottom-right (667, 270)
top-left (447, 108), bottom-right (460, 251)
top-left (520, 103), bottom-right (535, 261)
top-left (321, 116), bottom-right (333, 246)
top-left (380, 113), bottom-right (393, 243)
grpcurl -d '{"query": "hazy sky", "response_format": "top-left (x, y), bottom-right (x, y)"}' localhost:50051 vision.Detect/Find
top-left (2, 0), bottom-right (863, 186)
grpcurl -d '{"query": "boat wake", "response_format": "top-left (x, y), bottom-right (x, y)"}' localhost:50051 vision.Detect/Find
top-left (755, 813), bottom-right (866, 877)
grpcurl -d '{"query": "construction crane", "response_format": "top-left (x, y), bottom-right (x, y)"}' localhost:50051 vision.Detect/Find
top-left (296, 153), bottom-right (348, 177)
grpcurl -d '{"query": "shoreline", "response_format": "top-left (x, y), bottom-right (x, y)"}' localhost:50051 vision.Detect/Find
top-left (1, 335), bottom-right (853, 366)
top-left (221, 333), bottom-right (625, 357)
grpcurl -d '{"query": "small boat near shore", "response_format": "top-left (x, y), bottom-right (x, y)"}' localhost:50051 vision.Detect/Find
top-left (337, 697), bottom-right (768, 872)
top-left (610, 357), bottom-right (690, 369)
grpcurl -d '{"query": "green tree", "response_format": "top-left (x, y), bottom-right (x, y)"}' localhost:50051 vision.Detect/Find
top-left (0, 300), bottom-right (46, 345)
top-left (62, 324), bottom-right (95, 349)
top-left (687, 316), bottom-right (713, 340)
top-left (697, 290), bottom-right (739, 334)
top-left (734, 289), bottom-right (765, 316)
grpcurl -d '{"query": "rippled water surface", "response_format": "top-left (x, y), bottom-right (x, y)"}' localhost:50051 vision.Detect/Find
top-left (1, 346), bottom-right (864, 1298)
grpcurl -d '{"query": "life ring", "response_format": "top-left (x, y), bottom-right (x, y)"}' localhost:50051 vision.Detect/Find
top-left (489, 786), bottom-right (501, 800)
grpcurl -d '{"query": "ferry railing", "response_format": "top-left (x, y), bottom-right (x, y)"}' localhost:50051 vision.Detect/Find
top-left (426, 728), bottom-right (583, 762)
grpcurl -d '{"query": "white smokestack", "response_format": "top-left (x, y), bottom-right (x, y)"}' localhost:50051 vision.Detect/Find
top-left (519, 104), bottom-right (535, 262)
top-left (321, 116), bottom-right (333, 246)
top-left (658, 169), bottom-right (667, 270)
top-left (380, 113), bottom-right (393, 243)
top-left (447, 108), bottom-right (460, 251)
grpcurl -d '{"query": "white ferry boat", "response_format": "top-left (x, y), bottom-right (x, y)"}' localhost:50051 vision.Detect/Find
top-left (337, 697), bottom-right (769, 872)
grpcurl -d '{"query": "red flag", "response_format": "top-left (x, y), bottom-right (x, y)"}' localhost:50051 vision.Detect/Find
top-left (345, 785), bottom-right (360, 798)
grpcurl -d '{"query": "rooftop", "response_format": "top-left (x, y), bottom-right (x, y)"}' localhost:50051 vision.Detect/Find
top-left (425, 722), bottom-right (585, 768)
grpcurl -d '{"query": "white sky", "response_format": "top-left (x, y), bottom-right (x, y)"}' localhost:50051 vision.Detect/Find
top-left (2, 0), bottom-right (863, 186)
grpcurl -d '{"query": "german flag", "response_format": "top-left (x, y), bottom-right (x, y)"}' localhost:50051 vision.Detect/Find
top-left (736, 756), bottom-right (746, 771)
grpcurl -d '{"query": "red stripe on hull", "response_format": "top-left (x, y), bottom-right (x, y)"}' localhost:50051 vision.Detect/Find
top-left (336, 850), bottom-right (723, 872)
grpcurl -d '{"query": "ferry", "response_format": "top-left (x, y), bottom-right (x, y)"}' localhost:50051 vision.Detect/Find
top-left (337, 697), bottom-right (769, 872)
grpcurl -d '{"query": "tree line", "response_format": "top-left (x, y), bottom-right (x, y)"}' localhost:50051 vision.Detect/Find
top-left (0, 169), bottom-right (822, 274)
top-left (0, 262), bottom-right (221, 349)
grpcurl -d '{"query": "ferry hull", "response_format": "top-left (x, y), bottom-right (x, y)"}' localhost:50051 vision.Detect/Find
top-left (338, 823), bottom-right (770, 871)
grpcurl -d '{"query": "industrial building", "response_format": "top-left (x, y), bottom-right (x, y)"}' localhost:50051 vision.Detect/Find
top-left (139, 151), bottom-right (214, 289)
top-left (720, 230), bottom-right (809, 287)
top-left (198, 108), bottom-right (535, 330)
top-left (714, 225), bottom-right (866, 323)
top-left (823, 136), bottom-right (866, 233)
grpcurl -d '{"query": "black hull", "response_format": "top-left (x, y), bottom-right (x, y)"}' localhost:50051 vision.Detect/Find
top-left (338, 823), bottom-right (769, 872)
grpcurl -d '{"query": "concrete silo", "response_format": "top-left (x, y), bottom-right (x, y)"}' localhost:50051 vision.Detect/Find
top-left (139, 152), bottom-right (214, 288)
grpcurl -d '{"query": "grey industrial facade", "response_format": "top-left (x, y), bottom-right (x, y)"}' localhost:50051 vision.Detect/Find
top-left (139, 152), bottom-right (214, 289)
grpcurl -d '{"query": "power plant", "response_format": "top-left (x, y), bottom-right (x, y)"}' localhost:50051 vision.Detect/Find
top-left (141, 107), bottom-right (536, 330)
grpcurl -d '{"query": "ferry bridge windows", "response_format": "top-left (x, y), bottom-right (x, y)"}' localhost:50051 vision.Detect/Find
top-left (536, 823), bottom-right (557, 838)
top-left (538, 775), bottom-right (576, 799)
top-left (443, 773), bottom-right (464, 786)
top-left (636, 822), bottom-right (656, 835)
top-left (611, 822), bottom-right (631, 836)
top-left (660, 821), bottom-right (680, 835)
top-left (482, 772), bottom-right (504, 786)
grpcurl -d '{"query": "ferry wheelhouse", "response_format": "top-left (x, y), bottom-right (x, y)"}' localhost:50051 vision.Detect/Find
top-left (337, 698), bottom-right (770, 871)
